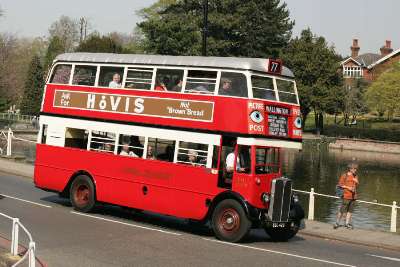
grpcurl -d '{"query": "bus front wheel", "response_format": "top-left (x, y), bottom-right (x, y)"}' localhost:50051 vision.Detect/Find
top-left (70, 175), bottom-right (96, 213)
top-left (212, 199), bottom-right (251, 243)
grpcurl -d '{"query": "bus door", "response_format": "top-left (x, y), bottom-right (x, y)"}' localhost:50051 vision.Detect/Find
top-left (230, 145), bottom-right (253, 197)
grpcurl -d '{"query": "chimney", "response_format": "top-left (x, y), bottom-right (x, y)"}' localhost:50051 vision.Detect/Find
top-left (380, 40), bottom-right (393, 56)
top-left (351, 39), bottom-right (360, 58)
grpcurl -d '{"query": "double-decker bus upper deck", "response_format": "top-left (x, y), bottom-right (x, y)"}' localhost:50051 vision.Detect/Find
top-left (41, 53), bottom-right (302, 148)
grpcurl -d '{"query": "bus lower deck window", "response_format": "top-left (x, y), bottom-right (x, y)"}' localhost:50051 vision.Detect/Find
top-left (65, 128), bottom-right (88, 149)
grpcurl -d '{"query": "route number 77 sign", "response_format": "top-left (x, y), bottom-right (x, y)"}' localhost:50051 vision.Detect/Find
top-left (266, 59), bottom-right (282, 75)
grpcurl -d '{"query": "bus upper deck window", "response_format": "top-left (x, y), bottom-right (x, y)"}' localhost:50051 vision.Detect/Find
top-left (125, 68), bottom-right (153, 90)
top-left (185, 70), bottom-right (217, 95)
top-left (219, 72), bottom-right (248, 98)
top-left (72, 65), bottom-right (97, 86)
top-left (252, 76), bottom-right (276, 101)
top-left (99, 66), bottom-right (124, 88)
top-left (155, 69), bottom-right (184, 92)
top-left (276, 79), bottom-right (298, 104)
top-left (50, 64), bottom-right (72, 84)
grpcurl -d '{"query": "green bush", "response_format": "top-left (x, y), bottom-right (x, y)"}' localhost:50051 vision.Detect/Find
top-left (323, 125), bottom-right (400, 142)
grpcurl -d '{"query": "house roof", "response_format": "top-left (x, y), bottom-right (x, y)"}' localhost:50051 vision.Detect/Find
top-left (55, 53), bottom-right (295, 78)
top-left (341, 53), bottom-right (382, 68)
top-left (367, 47), bottom-right (400, 69)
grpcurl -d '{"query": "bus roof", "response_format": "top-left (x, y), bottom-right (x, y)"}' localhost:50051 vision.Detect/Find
top-left (55, 53), bottom-right (295, 78)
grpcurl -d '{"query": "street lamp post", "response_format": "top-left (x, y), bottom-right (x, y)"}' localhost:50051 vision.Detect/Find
top-left (202, 0), bottom-right (208, 56)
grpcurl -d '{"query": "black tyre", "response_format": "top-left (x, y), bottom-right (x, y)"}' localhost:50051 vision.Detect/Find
top-left (211, 199), bottom-right (251, 243)
top-left (70, 175), bottom-right (96, 212)
top-left (265, 220), bottom-right (300, 242)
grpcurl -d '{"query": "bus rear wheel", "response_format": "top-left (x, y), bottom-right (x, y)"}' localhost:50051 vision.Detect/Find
top-left (70, 175), bottom-right (96, 213)
top-left (212, 199), bottom-right (251, 243)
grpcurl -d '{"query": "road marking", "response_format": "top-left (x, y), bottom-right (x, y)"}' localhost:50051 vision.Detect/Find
top-left (366, 254), bottom-right (400, 262)
top-left (0, 193), bottom-right (52, 208)
top-left (71, 211), bottom-right (182, 236)
top-left (203, 238), bottom-right (357, 267)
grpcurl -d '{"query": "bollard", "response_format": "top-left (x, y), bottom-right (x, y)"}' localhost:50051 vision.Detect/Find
top-left (390, 201), bottom-right (397, 233)
top-left (11, 218), bottom-right (19, 256)
top-left (28, 241), bottom-right (36, 267)
top-left (308, 188), bottom-right (315, 220)
top-left (7, 128), bottom-right (12, 156)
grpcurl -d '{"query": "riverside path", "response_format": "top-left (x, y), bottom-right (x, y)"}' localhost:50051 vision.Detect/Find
top-left (0, 161), bottom-right (400, 266)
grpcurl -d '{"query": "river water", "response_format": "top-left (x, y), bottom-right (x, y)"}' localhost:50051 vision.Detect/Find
top-left (4, 134), bottom-right (400, 232)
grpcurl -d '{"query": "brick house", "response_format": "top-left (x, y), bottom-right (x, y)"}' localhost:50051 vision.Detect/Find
top-left (340, 39), bottom-right (400, 84)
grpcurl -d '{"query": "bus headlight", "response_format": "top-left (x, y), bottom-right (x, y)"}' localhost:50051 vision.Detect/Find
top-left (261, 193), bottom-right (270, 203)
top-left (292, 193), bottom-right (299, 203)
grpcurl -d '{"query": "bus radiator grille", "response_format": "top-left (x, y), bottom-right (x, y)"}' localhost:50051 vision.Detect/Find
top-left (268, 178), bottom-right (292, 222)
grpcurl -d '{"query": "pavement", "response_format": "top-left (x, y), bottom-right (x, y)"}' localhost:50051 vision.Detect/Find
top-left (0, 156), bottom-right (400, 255)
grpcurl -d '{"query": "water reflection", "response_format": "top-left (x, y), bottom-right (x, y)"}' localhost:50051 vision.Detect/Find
top-left (283, 142), bottom-right (400, 232)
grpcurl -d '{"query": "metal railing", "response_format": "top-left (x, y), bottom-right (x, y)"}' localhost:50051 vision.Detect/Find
top-left (0, 128), bottom-right (36, 156)
top-left (0, 113), bottom-right (37, 123)
top-left (0, 212), bottom-right (36, 266)
top-left (293, 188), bottom-right (399, 233)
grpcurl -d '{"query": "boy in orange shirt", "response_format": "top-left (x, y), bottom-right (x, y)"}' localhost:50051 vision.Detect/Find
top-left (334, 163), bottom-right (359, 229)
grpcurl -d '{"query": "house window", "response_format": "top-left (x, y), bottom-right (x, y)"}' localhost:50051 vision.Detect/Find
top-left (343, 66), bottom-right (362, 78)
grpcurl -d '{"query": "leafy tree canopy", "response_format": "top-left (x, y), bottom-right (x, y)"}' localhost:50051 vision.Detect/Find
top-left (75, 33), bottom-right (123, 53)
top-left (365, 62), bottom-right (400, 120)
top-left (138, 0), bottom-right (294, 57)
top-left (20, 55), bottom-right (44, 115)
top-left (282, 28), bottom-right (342, 129)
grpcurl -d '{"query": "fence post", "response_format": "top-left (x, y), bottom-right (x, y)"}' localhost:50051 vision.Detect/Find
top-left (11, 218), bottom-right (19, 256)
top-left (308, 188), bottom-right (315, 220)
top-left (390, 201), bottom-right (397, 233)
top-left (6, 128), bottom-right (12, 156)
top-left (28, 241), bottom-right (36, 267)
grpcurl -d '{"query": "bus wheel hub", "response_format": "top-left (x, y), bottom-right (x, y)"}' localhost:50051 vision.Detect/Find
top-left (220, 208), bottom-right (240, 232)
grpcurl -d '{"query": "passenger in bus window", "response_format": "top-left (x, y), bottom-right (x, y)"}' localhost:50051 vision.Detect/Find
top-left (120, 143), bottom-right (138, 157)
top-left (147, 146), bottom-right (155, 160)
top-left (219, 78), bottom-right (233, 96)
top-left (172, 78), bottom-right (183, 91)
top-left (129, 136), bottom-right (143, 157)
top-left (158, 145), bottom-right (174, 162)
top-left (109, 73), bottom-right (122, 88)
top-left (104, 143), bottom-right (113, 152)
top-left (188, 149), bottom-right (198, 166)
top-left (155, 79), bottom-right (167, 91)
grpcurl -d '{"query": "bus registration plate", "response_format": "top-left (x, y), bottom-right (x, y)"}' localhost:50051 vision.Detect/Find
top-left (272, 222), bottom-right (286, 228)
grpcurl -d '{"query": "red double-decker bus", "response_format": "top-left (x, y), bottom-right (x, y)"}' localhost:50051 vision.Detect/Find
top-left (34, 53), bottom-right (304, 242)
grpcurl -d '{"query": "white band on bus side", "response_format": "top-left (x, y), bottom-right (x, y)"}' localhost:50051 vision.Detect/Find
top-left (237, 137), bottom-right (302, 150)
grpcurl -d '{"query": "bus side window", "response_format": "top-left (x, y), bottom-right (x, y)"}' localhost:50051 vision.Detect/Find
top-left (218, 72), bottom-right (248, 98)
top-left (185, 70), bottom-right (217, 95)
top-left (276, 79), bottom-right (298, 104)
top-left (72, 65), bottom-right (97, 86)
top-left (147, 138), bottom-right (175, 162)
top-left (212, 145), bottom-right (220, 169)
top-left (176, 141), bottom-right (208, 167)
top-left (49, 64), bottom-right (72, 84)
top-left (118, 134), bottom-right (145, 157)
top-left (125, 68), bottom-right (153, 90)
top-left (252, 76), bottom-right (276, 101)
top-left (41, 124), bottom-right (48, 144)
top-left (90, 130), bottom-right (116, 154)
top-left (65, 128), bottom-right (88, 149)
top-left (99, 66), bottom-right (124, 88)
top-left (155, 69), bottom-right (184, 92)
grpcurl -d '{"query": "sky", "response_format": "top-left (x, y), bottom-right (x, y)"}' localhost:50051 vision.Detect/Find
top-left (0, 0), bottom-right (398, 57)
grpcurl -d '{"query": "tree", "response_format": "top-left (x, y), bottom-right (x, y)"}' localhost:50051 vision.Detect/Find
top-left (138, 0), bottom-right (294, 57)
top-left (44, 36), bottom-right (66, 70)
top-left (48, 16), bottom-right (79, 52)
top-left (20, 55), bottom-right (44, 115)
top-left (364, 63), bottom-right (400, 120)
top-left (342, 79), bottom-right (368, 125)
top-left (282, 29), bottom-right (342, 132)
top-left (75, 33), bottom-right (123, 53)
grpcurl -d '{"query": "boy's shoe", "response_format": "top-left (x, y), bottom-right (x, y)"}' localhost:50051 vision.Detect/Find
top-left (333, 223), bottom-right (340, 229)
top-left (345, 223), bottom-right (354, 229)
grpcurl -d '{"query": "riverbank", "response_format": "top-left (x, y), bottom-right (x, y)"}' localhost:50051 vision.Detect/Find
top-left (303, 133), bottom-right (400, 154)
top-left (0, 157), bottom-right (399, 251)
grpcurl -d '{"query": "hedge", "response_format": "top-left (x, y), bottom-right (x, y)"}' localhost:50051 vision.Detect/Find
top-left (323, 125), bottom-right (400, 142)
